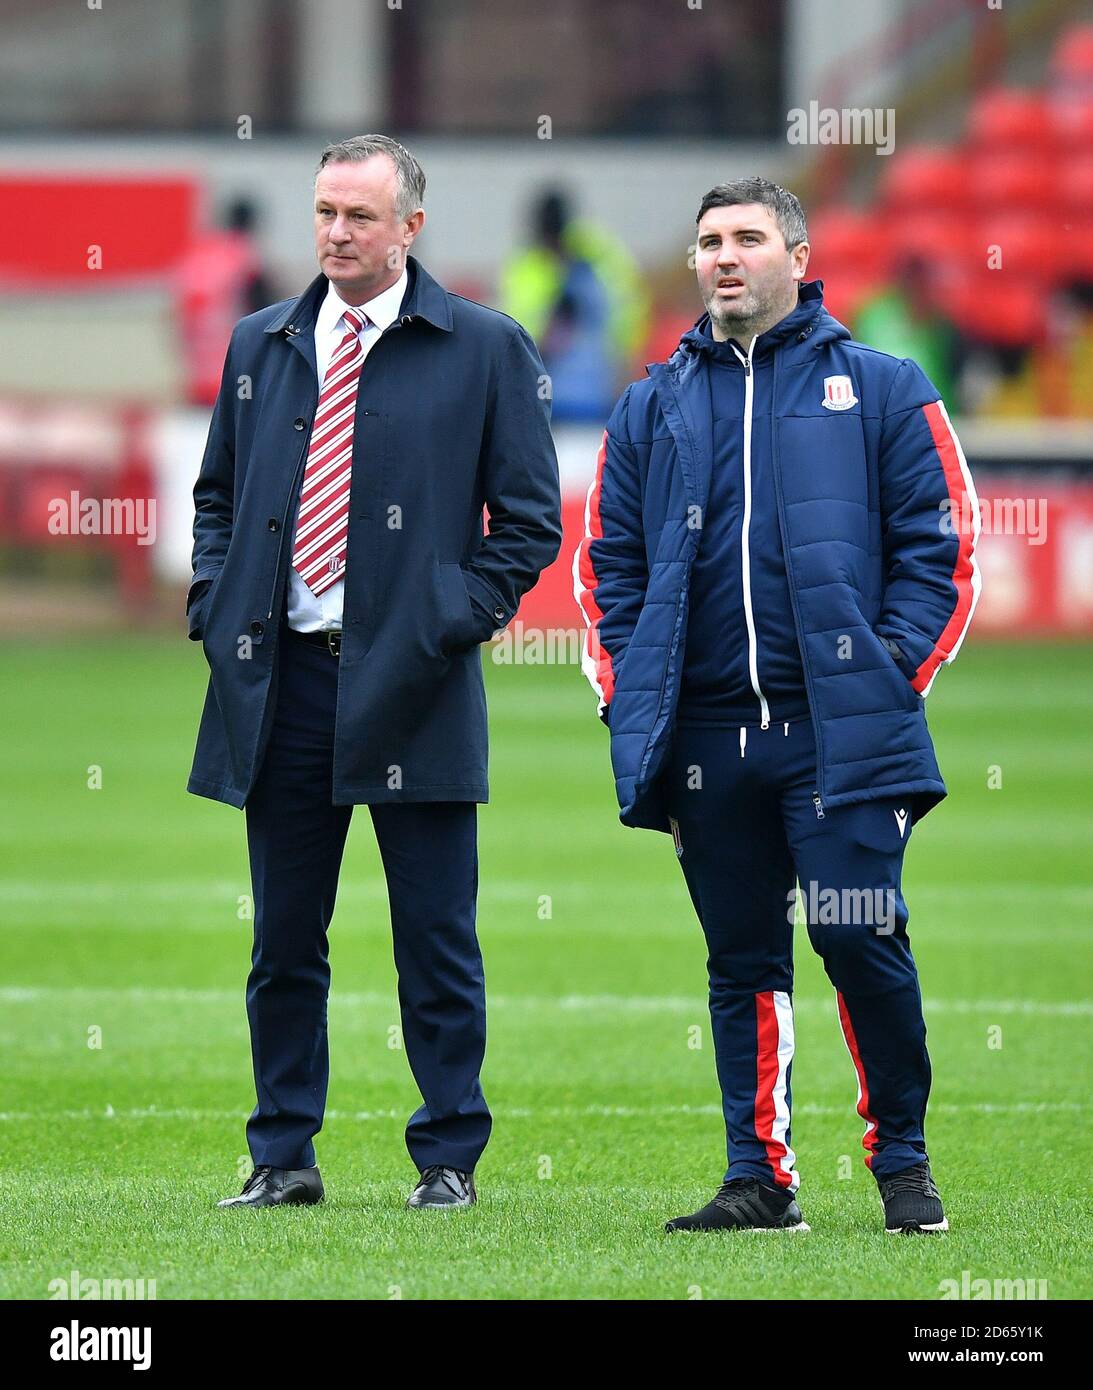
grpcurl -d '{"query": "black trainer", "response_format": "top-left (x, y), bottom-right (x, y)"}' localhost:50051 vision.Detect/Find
top-left (665, 1177), bottom-right (810, 1233)
top-left (406, 1165), bottom-right (476, 1209)
top-left (877, 1160), bottom-right (948, 1234)
top-left (216, 1164), bottom-right (324, 1209)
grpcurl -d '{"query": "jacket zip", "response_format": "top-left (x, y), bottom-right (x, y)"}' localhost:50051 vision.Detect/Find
top-left (765, 347), bottom-right (827, 814)
top-left (730, 336), bottom-right (770, 729)
top-left (265, 314), bottom-right (411, 622)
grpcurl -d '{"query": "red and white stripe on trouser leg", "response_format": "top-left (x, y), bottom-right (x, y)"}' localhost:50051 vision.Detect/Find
top-left (754, 990), bottom-right (800, 1192)
top-left (836, 990), bottom-right (880, 1170)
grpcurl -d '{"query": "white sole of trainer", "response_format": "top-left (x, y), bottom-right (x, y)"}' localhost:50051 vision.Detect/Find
top-left (885, 1218), bottom-right (949, 1234)
top-left (666, 1220), bottom-right (812, 1233)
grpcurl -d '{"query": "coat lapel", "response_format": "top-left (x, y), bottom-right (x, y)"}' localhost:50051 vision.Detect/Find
top-left (261, 255), bottom-right (456, 388)
top-left (263, 272), bottom-right (326, 379)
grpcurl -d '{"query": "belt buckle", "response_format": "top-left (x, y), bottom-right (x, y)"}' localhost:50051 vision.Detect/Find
top-left (326, 631), bottom-right (341, 657)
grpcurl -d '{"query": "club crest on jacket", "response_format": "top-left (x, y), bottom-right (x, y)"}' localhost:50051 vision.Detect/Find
top-left (822, 375), bottom-right (858, 411)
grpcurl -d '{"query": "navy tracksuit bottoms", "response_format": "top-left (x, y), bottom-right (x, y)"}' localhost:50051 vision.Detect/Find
top-left (241, 624), bottom-right (491, 1174)
top-left (662, 717), bottom-right (932, 1190)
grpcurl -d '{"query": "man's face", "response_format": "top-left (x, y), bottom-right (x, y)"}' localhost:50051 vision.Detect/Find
top-left (695, 202), bottom-right (808, 337)
top-left (313, 156), bottom-right (424, 301)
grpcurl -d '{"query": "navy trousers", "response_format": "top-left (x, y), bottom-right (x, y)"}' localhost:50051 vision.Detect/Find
top-left (662, 717), bottom-right (932, 1190)
top-left (242, 625), bottom-right (491, 1173)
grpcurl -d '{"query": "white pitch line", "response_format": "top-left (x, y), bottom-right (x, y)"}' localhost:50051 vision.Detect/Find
top-left (1, 882), bottom-right (1092, 951)
top-left (0, 1100), bottom-right (1083, 1125)
top-left (0, 987), bottom-right (1089, 1016)
top-left (2, 880), bottom-right (1091, 906)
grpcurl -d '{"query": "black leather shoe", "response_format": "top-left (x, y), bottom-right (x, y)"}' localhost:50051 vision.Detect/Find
top-left (406, 1165), bottom-right (476, 1209)
top-left (217, 1164), bottom-right (324, 1209)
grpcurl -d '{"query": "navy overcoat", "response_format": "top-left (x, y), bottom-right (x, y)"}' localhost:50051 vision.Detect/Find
top-left (187, 254), bottom-right (562, 808)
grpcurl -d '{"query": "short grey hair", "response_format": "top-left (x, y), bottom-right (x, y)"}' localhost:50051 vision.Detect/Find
top-left (315, 134), bottom-right (426, 220)
top-left (696, 176), bottom-right (808, 252)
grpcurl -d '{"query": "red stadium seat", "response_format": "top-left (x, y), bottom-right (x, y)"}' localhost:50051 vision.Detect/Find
top-left (970, 214), bottom-right (1065, 284)
top-left (1051, 24), bottom-right (1093, 82)
top-left (966, 152), bottom-right (1056, 211)
top-left (1048, 24), bottom-right (1093, 143)
top-left (1060, 156), bottom-right (1093, 213)
top-left (1047, 94), bottom-right (1093, 145)
top-left (814, 269), bottom-right (882, 326)
top-left (967, 88), bottom-right (1053, 149)
top-left (948, 269), bottom-right (1049, 348)
top-left (879, 210), bottom-right (975, 276)
top-left (805, 207), bottom-right (887, 280)
top-left (1055, 216), bottom-right (1093, 282)
top-left (877, 146), bottom-right (969, 211)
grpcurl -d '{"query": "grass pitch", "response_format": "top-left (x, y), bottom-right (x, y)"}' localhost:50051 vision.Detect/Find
top-left (1, 635), bottom-right (1090, 1299)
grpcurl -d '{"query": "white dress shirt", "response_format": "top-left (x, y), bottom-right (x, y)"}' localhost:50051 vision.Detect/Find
top-left (286, 266), bottom-right (409, 632)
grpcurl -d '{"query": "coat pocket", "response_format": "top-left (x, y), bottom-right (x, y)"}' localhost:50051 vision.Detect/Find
top-left (869, 627), bottom-right (920, 710)
top-left (189, 569), bottom-right (225, 643)
top-left (195, 568), bottom-right (231, 654)
top-left (435, 561), bottom-right (481, 654)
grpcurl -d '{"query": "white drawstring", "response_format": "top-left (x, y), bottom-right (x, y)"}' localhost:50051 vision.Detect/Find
top-left (739, 726), bottom-right (747, 758)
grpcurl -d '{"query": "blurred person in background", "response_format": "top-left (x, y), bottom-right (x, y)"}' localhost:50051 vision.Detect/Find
top-left (174, 196), bottom-right (277, 406)
top-left (853, 253), bottom-right (966, 411)
top-left (186, 134), bottom-right (561, 1214)
top-left (575, 176), bottom-right (980, 1238)
top-left (499, 188), bottom-right (650, 421)
top-left (974, 279), bottom-right (1093, 419)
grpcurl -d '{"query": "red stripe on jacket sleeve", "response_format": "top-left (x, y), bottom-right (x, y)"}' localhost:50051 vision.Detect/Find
top-left (911, 400), bottom-right (978, 695)
top-left (573, 429), bottom-right (616, 705)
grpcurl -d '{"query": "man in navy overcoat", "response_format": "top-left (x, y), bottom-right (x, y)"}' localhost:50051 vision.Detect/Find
top-left (187, 134), bottom-right (561, 1211)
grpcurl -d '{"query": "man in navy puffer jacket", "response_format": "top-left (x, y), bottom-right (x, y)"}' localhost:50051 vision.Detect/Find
top-left (574, 178), bottom-right (981, 1236)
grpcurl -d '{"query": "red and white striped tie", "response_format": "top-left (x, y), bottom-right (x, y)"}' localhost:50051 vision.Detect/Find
top-left (292, 306), bottom-right (368, 596)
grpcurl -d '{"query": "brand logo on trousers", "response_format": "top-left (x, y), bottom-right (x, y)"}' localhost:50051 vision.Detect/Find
top-left (894, 807), bottom-right (908, 838)
top-left (822, 375), bottom-right (858, 411)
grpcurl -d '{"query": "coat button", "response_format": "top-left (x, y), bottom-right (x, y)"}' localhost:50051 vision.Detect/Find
top-left (267, 518), bottom-right (279, 532)
top-left (493, 606), bottom-right (505, 621)
top-left (294, 417), bottom-right (307, 430)
top-left (250, 620), bottom-right (264, 636)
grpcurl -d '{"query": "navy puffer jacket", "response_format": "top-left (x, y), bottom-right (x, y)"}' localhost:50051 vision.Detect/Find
top-left (574, 280), bottom-right (981, 833)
